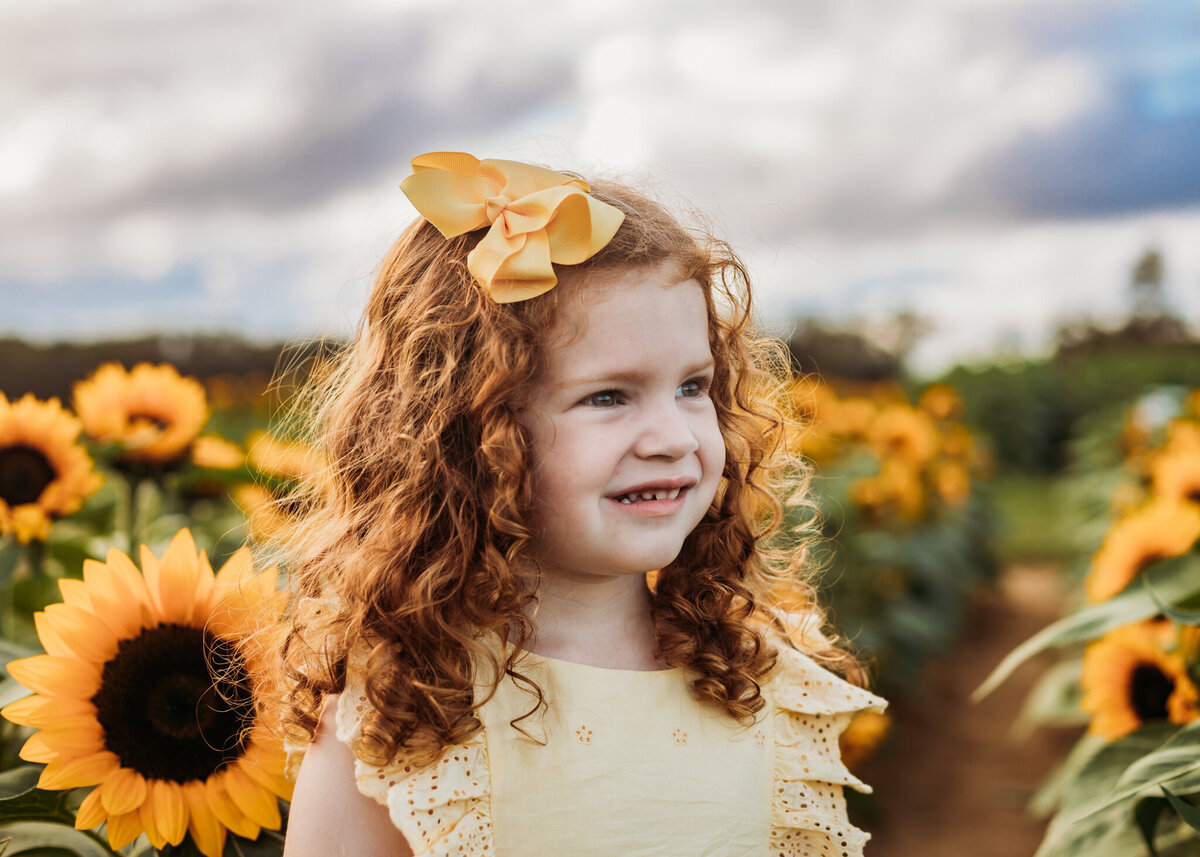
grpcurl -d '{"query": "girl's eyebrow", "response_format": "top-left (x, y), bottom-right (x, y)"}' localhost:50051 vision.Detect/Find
top-left (556, 358), bottom-right (716, 389)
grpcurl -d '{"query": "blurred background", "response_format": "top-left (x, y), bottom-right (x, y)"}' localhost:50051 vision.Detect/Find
top-left (4, 2), bottom-right (1200, 856)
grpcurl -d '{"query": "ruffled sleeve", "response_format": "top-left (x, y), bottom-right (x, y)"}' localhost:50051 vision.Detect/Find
top-left (333, 649), bottom-right (495, 857)
top-left (765, 615), bottom-right (887, 856)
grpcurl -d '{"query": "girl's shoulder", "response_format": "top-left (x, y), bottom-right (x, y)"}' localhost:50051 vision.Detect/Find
top-left (760, 609), bottom-right (887, 856)
top-left (325, 645), bottom-right (495, 856)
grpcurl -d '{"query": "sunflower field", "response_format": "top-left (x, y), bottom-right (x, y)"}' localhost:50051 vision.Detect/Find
top-left (977, 388), bottom-right (1200, 856)
top-left (0, 350), bottom-right (1011, 854)
top-left (0, 362), bottom-right (309, 857)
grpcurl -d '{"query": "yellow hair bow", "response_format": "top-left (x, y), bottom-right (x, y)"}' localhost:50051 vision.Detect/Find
top-left (400, 152), bottom-right (626, 303)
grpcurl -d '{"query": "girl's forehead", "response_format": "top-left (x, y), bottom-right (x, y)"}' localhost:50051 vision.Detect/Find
top-left (538, 274), bottom-right (712, 384)
top-left (547, 263), bottom-right (709, 344)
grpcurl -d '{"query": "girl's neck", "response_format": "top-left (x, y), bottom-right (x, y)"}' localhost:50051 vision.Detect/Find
top-left (526, 571), bottom-right (664, 671)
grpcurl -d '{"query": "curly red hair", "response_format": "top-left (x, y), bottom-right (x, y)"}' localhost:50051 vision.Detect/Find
top-left (276, 177), bottom-right (856, 766)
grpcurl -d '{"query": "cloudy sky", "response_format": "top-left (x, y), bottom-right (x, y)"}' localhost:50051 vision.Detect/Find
top-left (3, 0), bottom-right (1199, 374)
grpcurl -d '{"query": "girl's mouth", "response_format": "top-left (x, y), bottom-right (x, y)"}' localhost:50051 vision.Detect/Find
top-left (613, 487), bottom-right (683, 504)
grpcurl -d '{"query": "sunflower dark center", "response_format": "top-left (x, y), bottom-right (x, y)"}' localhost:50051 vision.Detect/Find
top-left (1135, 552), bottom-right (1167, 576)
top-left (128, 413), bottom-right (171, 432)
top-left (1129, 663), bottom-right (1174, 722)
top-left (0, 445), bottom-right (56, 506)
top-left (92, 623), bottom-right (253, 782)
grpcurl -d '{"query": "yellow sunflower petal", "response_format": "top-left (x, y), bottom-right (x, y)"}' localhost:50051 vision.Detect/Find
top-left (107, 808), bottom-right (145, 850)
top-left (38, 750), bottom-right (119, 790)
top-left (139, 793), bottom-right (166, 849)
top-left (70, 566), bottom-right (146, 639)
top-left (6, 654), bottom-right (102, 698)
top-left (28, 613), bottom-right (75, 659)
top-left (204, 775), bottom-right (261, 839)
top-left (183, 780), bottom-right (227, 857)
top-left (100, 549), bottom-right (153, 611)
top-left (101, 766), bottom-right (149, 816)
top-left (2, 694), bottom-right (94, 728)
top-left (212, 546), bottom-right (254, 590)
top-left (19, 718), bottom-right (105, 763)
top-left (74, 787), bottom-right (108, 831)
top-left (221, 764), bottom-right (280, 830)
top-left (143, 529), bottom-right (205, 624)
top-left (238, 754), bottom-right (295, 802)
top-left (145, 779), bottom-right (188, 846)
top-left (56, 578), bottom-right (94, 611)
top-left (36, 603), bottom-right (119, 663)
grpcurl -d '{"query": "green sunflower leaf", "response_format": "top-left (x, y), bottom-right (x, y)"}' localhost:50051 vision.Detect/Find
top-left (1146, 577), bottom-right (1200, 626)
top-left (1075, 721), bottom-right (1200, 820)
top-left (0, 769), bottom-right (42, 802)
top-left (1033, 726), bottom-right (1179, 857)
top-left (0, 821), bottom-right (116, 857)
top-left (974, 553), bottom-right (1200, 701)
top-left (1134, 796), bottom-right (1167, 857)
top-left (1162, 787), bottom-right (1200, 835)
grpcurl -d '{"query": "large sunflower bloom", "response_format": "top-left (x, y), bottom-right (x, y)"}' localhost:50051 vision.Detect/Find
top-left (1080, 621), bottom-right (1200, 741)
top-left (73, 363), bottom-right (208, 465)
top-left (0, 394), bottom-right (103, 543)
top-left (1086, 500), bottom-right (1200, 602)
top-left (2, 529), bottom-right (292, 856)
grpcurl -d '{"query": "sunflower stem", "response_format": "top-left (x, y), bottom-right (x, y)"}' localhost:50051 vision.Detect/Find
top-left (26, 539), bottom-right (45, 579)
top-left (126, 475), bottom-right (143, 552)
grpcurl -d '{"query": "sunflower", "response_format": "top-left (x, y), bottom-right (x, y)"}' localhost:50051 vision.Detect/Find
top-left (0, 394), bottom-right (103, 543)
top-left (2, 529), bottom-right (292, 856)
top-left (235, 433), bottom-right (326, 543)
top-left (73, 363), bottom-right (208, 465)
top-left (938, 423), bottom-right (976, 463)
top-left (932, 459), bottom-right (971, 507)
top-left (849, 459), bottom-right (926, 522)
top-left (1086, 500), bottom-right (1200, 602)
top-left (918, 383), bottom-right (963, 422)
top-left (1148, 445), bottom-right (1200, 505)
top-left (868, 404), bottom-right (939, 467)
top-left (191, 435), bottom-right (244, 471)
top-left (839, 710), bottom-right (892, 772)
top-left (787, 376), bottom-right (834, 426)
top-left (1080, 620), bottom-right (1200, 741)
top-left (825, 396), bottom-right (877, 441)
top-left (245, 431), bottom-right (324, 481)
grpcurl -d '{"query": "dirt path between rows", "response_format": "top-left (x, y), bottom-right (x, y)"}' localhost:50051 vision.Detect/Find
top-left (854, 563), bottom-right (1082, 857)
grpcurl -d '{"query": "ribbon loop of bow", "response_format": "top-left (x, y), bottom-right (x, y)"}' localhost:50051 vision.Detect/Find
top-left (400, 152), bottom-right (626, 303)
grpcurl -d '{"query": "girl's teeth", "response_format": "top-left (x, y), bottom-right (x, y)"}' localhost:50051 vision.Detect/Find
top-left (617, 488), bottom-right (683, 503)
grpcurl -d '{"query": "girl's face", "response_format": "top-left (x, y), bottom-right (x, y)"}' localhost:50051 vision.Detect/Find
top-left (522, 262), bottom-right (725, 582)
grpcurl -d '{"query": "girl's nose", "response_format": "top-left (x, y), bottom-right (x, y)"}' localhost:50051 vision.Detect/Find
top-left (634, 399), bottom-right (700, 460)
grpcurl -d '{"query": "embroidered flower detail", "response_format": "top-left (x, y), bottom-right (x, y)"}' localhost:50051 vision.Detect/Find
top-left (671, 728), bottom-right (688, 746)
top-left (575, 726), bottom-right (592, 745)
top-left (754, 728), bottom-right (766, 748)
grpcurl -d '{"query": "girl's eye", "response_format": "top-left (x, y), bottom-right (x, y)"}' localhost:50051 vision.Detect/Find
top-left (583, 390), bottom-right (621, 408)
top-left (676, 378), bottom-right (709, 398)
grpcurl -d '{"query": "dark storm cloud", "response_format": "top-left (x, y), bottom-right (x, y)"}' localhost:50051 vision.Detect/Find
top-left (963, 79), bottom-right (1200, 219)
top-left (950, 0), bottom-right (1200, 219)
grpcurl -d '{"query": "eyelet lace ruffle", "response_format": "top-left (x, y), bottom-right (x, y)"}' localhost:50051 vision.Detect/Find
top-left (766, 614), bottom-right (887, 857)
top-left (334, 650), bottom-right (495, 857)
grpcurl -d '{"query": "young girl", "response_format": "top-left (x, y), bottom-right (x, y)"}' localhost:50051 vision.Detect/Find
top-left (278, 152), bottom-right (886, 856)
